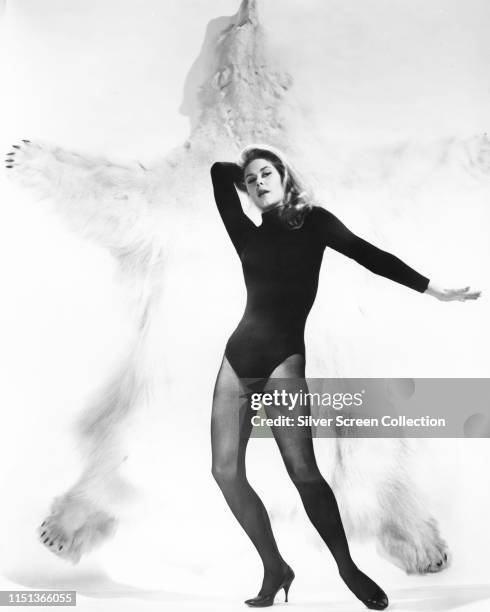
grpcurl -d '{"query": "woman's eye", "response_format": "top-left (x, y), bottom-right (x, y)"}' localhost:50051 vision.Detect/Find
top-left (247, 178), bottom-right (255, 185)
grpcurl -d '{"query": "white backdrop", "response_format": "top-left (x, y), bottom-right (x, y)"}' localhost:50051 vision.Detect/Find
top-left (0, 1), bottom-right (489, 611)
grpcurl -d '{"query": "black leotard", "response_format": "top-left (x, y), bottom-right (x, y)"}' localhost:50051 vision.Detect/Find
top-left (211, 162), bottom-right (429, 379)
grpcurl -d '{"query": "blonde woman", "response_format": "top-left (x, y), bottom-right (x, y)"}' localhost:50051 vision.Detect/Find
top-left (209, 144), bottom-right (479, 609)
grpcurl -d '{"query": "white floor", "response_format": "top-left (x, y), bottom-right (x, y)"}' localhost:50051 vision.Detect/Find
top-left (0, 440), bottom-right (489, 612)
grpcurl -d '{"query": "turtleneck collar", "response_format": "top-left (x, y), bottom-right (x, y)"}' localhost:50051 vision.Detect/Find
top-left (260, 206), bottom-right (284, 229)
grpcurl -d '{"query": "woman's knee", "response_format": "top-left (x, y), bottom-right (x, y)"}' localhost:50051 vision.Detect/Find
top-left (211, 458), bottom-right (241, 487)
top-left (285, 460), bottom-right (324, 487)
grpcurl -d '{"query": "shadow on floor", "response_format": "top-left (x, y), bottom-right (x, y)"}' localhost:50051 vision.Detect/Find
top-left (276, 583), bottom-right (490, 611)
top-left (388, 583), bottom-right (490, 611)
top-left (5, 566), bottom-right (212, 603)
top-left (5, 570), bottom-right (490, 610)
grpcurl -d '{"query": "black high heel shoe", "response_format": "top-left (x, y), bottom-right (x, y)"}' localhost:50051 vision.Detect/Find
top-left (339, 567), bottom-right (389, 610)
top-left (244, 565), bottom-right (295, 607)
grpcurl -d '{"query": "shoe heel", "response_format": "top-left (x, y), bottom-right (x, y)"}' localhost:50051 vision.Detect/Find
top-left (245, 566), bottom-right (294, 608)
top-left (283, 572), bottom-right (294, 603)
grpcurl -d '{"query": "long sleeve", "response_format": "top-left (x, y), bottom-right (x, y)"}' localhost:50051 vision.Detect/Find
top-left (316, 207), bottom-right (430, 293)
top-left (210, 162), bottom-right (256, 255)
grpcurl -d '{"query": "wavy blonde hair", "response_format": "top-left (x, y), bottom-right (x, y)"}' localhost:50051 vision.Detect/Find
top-left (237, 144), bottom-right (313, 229)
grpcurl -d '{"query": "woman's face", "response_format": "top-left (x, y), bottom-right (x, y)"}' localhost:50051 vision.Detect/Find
top-left (244, 158), bottom-right (285, 211)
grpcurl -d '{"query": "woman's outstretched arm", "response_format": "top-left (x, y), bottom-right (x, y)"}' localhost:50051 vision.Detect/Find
top-left (210, 161), bottom-right (256, 255)
top-left (317, 207), bottom-right (481, 301)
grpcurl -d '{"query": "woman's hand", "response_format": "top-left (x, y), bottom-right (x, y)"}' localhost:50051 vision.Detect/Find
top-left (425, 282), bottom-right (482, 302)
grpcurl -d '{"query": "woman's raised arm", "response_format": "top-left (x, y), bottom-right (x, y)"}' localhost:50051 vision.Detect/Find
top-left (210, 161), bottom-right (256, 255)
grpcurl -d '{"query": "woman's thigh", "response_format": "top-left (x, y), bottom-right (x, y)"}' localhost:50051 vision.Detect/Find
top-left (211, 354), bottom-right (255, 475)
top-left (263, 353), bottom-right (310, 422)
top-left (262, 354), bottom-right (321, 479)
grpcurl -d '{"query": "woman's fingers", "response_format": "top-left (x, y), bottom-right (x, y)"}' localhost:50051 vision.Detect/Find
top-left (434, 287), bottom-right (478, 301)
top-left (447, 286), bottom-right (469, 295)
top-left (443, 289), bottom-right (481, 301)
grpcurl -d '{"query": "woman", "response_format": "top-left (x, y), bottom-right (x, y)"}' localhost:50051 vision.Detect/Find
top-left (210, 144), bottom-right (480, 609)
